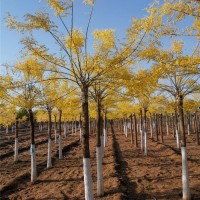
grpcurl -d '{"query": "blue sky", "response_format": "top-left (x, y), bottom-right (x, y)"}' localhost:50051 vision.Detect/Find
top-left (0, 0), bottom-right (153, 67)
top-left (0, 0), bottom-right (197, 72)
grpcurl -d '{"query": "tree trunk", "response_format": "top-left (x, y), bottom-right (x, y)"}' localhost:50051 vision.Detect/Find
top-left (187, 112), bottom-right (190, 135)
top-left (155, 114), bottom-right (159, 142)
top-left (191, 115), bottom-right (195, 133)
top-left (96, 99), bottom-right (101, 148)
top-left (79, 114), bottom-right (82, 142)
top-left (149, 112), bottom-right (153, 139)
top-left (175, 109), bottom-right (180, 149)
top-left (28, 109), bottom-right (37, 182)
top-left (94, 119), bottom-right (97, 134)
top-left (100, 115), bottom-right (104, 165)
top-left (89, 117), bottom-right (91, 135)
top-left (130, 114), bottom-right (134, 144)
top-left (96, 99), bottom-right (104, 196)
top-left (194, 112), bottom-right (199, 145)
top-left (133, 113), bottom-right (138, 147)
top-left (172, 114), bottom-right (176, 138)
top-left (47, 109), bottom-right (52, 168)
top-left (177, 95), bottom-right (191, 200)
top-left (103, 112), bottom-right (107, 147)
top-left (14, 118), bottom-right (19, 162)
top-left (120, 119), bottom-right (122, 132)
top-left (166, 114), bottom-right (169, 136)
top-left (160, 114), bottom-right (164, 143)
top-left (64, 122), bottom-right (67, 138)
top-left (144, 108), bottom-right (148, 155)
top-left (71, 120), bottom-right (73, 134)
top-left (54, 115), bottom-right (57, 143)
top-left (75, 117), bottom-right (77, 135)
top-left (123, 117), bottom-right (127, 137)
top-left (59, 109), bottom-right (63, 159)
top-left (140, 109), bottom-right (143, 151)
top-left (82, 86), bottom-right (94, 200)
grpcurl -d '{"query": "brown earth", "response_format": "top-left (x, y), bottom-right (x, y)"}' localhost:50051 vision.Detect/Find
top-left (0, 125), bottom-right (200, 200)
top-left (112, 125), bottom-right (200, 200)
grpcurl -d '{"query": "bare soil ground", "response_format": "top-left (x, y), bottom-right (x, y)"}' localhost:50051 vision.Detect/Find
top-left (0, 128), bottom-right (48, 158)
top-left (112, 125), bottom-right (200, 200)
top-left (0, 129), bottom-right (121, 200)
top-left (0, 125), bottom-right (200, 200)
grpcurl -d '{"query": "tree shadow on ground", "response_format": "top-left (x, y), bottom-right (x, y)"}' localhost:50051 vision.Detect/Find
top-left (111, 125), bottom-right (147, 200)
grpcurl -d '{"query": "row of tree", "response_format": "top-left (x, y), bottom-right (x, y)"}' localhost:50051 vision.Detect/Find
top-left (1, 0), bottom-right (200, 199)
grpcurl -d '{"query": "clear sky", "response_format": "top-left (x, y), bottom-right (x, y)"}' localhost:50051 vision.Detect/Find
top-left (0, 0), bottom-right (196, 71)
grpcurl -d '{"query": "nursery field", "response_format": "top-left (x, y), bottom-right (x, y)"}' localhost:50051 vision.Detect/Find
top-left (1, 0), bottom-right (200, 200)
top-left (0, 125), bottom-right (200, 200)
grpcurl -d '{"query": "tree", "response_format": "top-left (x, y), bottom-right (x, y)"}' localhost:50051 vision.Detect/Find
top-left (149, 0), bottom-right (200, 40)
top-left (126, 69), bottom-right (158, 154)
top-left (147, 43), bottom-right (200, 200)
top-left (37, 78), bottom-right (61, 168)
top-left (7, 57), bottom-right (41, 182)
top-left (6, 1), bottom-right (151, 197)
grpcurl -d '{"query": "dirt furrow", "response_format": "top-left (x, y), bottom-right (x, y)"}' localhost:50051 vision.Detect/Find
top-left (112, 125), bottom-right (200, 200)
top-left (0, 128), bottom-right (76, 160)
top-left (111, 125), bottom-right (145, 200)
top-left (0, 128), bottom-right (45, 147)
top-left (2, 130), bottom-right (121, 199)
top-left (0, 134), bottom-right (79, 196)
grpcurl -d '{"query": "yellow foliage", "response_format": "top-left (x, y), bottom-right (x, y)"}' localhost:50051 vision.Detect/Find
top-left (47, 0), bottom-right (67, 15)
top-left (15, 57), bottom-right (44, 81)
top-left (36, 109), bottom-right (48, 122)
top-left (184, 98), bottom-right (199, 112)
top-left (172, 40), bottom-right (183, 54)
top-left (6, 12), bottom-right (54, 32)
top-left (83, 0), bottom-right (94, 6)
top-left (93, 29), bottom-right (115, 52)
top-left (65, 29), bottom-right (85, 54)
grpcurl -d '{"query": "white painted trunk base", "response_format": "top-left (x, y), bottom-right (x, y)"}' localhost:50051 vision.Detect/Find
top-left (80, 128), bottom-right (82, 142)
top-left (47, 138), bottom-right (52, 168)
top-left (181, 147), bottom-right (191, 200)
top-left (166, 124), bottom-right (169, 136)
top-left (125, 125), bottom-right (128, 137)
top-left (140, 129), bottom-right (143, 151)
top-left (101, 135), bottom-right (104, 158)
top-left (144, 131), bottom-right (147, 155)
top-left (176, 129), bottom-right (180, 149)
top-left (187, 124), bottom-right (190, 135)
top-left (30, 144), bottom-right (37, 182)
top-left (83, 158), bottom-right (94, 200)
top-left (64, 127), bottom-right (67, 138)
top-left (59, 135), bottom-right (63, 159)
top-left (14, 138), bottom-right (19, 162)
top-left (150, 125), bottom-right (153, 138)
top-left (96, 147), bottom-right (104, 196)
